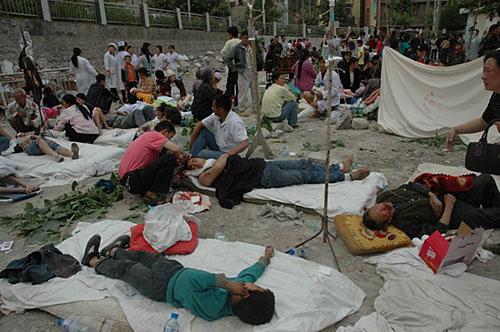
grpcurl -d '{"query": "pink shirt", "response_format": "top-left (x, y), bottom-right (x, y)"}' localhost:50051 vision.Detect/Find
top-left (118, 131), bottom-right (167, 178)
top-left (54, 105), bottom-right (99, 135)
top-left (292, 60), bottom-right (316, 92)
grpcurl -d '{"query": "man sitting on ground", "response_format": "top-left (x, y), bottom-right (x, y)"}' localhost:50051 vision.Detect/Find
top-left (86, 74), bottom-right (119, 114)
top-left (261, 72), bottom-right (299, 128)
top-left (118, 121), bottom-right (181, 205)
top-left (6, 89), bottom-right (41, 133)
top-left (81, 235), bottom-right (275, 325)
top-left (362, 174), bottom-right (500, 239)
top-left (186, 154), bottom-right (369, 208)
top-left (191, 95), bottom-right (249, 159)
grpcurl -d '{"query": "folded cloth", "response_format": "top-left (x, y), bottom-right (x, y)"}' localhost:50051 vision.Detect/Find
top-left (0, 244), bottom-right (81, 285)
top-left (259, 203), bottom-right (303, 222)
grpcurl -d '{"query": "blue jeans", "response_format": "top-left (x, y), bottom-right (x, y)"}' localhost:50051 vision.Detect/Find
top-left (0, 136), bottom-right (10, 153)
top-left (191, 129), bottom-right (225, 159)
top-left (260, 159), bottom-right (345, 188)
top-left (269, 101), bottom-right (298, 126)
top-left (24, 138), bottom-right (61, 156)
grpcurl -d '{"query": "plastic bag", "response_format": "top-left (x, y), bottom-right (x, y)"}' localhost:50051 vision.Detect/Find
top-left (143, 204), bottom-right (192, 253)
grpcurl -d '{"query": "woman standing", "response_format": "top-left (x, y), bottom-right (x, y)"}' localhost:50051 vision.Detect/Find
top-left (54, 94), bottom-right (100, 144)
top-left (138, 42), bottom-right (153, 73)
top-left (166, 45), bottom-right (179, 73)
top-left (291, 49), bottom-right (316, 94)
top-left (103, 43), bottom-right (123, 100)
top-left (69, 47), bottom-right (98, 95)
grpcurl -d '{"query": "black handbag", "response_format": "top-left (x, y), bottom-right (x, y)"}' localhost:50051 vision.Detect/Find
top-left (465, 119), bottom-right (500, 175)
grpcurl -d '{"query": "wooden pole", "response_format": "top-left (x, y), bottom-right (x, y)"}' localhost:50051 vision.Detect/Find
top-left (246, 1), bottom-right (273, 158)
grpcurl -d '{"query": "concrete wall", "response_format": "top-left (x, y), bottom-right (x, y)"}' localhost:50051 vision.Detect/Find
top-left (0, 17), bottom-right (229, 72)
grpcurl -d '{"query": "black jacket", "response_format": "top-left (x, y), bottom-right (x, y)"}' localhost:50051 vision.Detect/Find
top-left (86, 83), bottom-right (117, 113)
top-left (0, 244), bottom-right (81, 285)
top-left (214, 155), bottom-right (266, 209)
top-left (340, 68), bottom-right (361, 92)
top-left (191, 83), bottom-right (219, 121)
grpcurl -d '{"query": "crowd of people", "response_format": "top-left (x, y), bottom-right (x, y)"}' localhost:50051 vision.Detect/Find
top-left (1, 23), bottom-right (500, 326)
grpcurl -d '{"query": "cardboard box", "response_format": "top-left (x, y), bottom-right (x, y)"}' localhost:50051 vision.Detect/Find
top-left (419, 223), bottom-right (483, 273)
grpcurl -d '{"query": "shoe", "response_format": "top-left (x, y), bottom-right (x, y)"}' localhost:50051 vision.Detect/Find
top-left (82, 235), bottom-right (101, 266)
top-left (350, 168), bottom-right (370, 181)
top-left (290, 124), bottom-right (299, 128)
top-left (100, 235), bottom-right (131, 257)
top-left (143, 192), bottom-right (165, 206)
top-left (53, 154), bottom-right (64, 163)
top-left (71, 143), bottom-right (79, 160)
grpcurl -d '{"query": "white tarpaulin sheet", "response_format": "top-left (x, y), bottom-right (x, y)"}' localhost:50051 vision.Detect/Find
top-left (0, 220), bottom-right (365, 332)
top-left (188, 172), bottom-right (388, 217)
top-left (337, 247), bottom-right (500, 332)
top-left (5, 139), bottom-right (123, 187)
top-left (379, 47), bottom-right (500, 144)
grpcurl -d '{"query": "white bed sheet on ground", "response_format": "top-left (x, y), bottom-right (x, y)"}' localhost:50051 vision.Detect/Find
top-left (379, 47), bottom-right (500, 145)
top-left (189, 173), bottom-right (387, 217)
top-left (339, 247), bottom-right (500, 332)
top-left (5, 139), bottom-right (123, 187)
top-left (0, 220), bottom-right (365, 332)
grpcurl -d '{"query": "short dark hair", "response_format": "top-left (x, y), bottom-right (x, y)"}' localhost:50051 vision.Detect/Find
top-left (124, 54), bottom-right (131, 59)
top-left (96, 74), bottom-right (106, 83)
top-left (138, 67), bottom-right (149, 76)
top-left (127, 94), bottom-right (137, 104)
top-left (156, 45), bottom-right (163, 53)
top-left (271, 71), bottom-right (282, 82)
top-left (76, 93), bottom-right (86, 101)
top-left (155, 70), bottom-right (165, 79)
top-left (484, 49), bottom-right (500, 67)
top-left (154, 120), bottom-right (175, 134)
top-left (214, 94), bottom-right (231, 113)
top-left (168, 44), bottom-right (175, 50)
top-left (241, 30), bottom-right (249, 38)
top-left (227, 26), bottom-right (239, 38)
top-left (233, 291), bottom-right (275, 325)
top-left (158, 103), bottom-right (182, 126)
top-left (362, 211), bottom-right (386, 231)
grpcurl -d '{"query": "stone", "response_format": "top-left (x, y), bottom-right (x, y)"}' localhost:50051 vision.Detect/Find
top-left (206, 51), bottom-right (214, 56)
top-left (352, 118), bottom-right (369, 130)
top-left (194, 62), bottom-right (202, 68)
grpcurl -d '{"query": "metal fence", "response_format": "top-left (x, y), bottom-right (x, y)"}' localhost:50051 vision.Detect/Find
top-left (180, 12), bottom-right (205, 31)
top-left (0, 1), bottom-right (352, 38)
top-left (148, 7), bottom-right (177, 28)
top-left (0, 0), bottom-right (40, 17)
top-left (209, 16), bottom-right (228, 32)
top-left (49, 0), bottom-right (97, 22)
top-left (0, 68), bottom-right (73, 107)
top-left (104, 2), bottom-right (142, 26)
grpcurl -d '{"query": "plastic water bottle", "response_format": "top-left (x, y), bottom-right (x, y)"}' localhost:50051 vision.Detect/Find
top-left (163, 312), bottom-right (180, 332)
top-left (281, 146), bottom-right (290, 160)
top-left (55, 318), bottom-right (95, 332)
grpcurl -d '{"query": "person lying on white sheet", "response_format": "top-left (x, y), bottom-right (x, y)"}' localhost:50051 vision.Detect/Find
top-left (10, 132), bottom-right (79, 163)
top-left (0, 156), bottom-right (39, 194)
top-left (185, 154), bottom-right (370, 208)
top-left (81, 234), bottom-right (275, 325)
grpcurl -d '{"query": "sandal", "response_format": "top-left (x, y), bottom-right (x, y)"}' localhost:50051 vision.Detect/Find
top-left (143, 192), bottom-right (165, 206)
top-left (100, 235), bottom-right (131, 257)
top-left (82, 235), bottom-right (101, 266)
top-left (350, 168), bottom-right (370, 181)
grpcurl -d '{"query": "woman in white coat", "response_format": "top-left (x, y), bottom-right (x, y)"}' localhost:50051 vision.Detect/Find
top-left (69, 48), bottom-right (98, 95)
top-left (103, 43), bottom-right (123, 100)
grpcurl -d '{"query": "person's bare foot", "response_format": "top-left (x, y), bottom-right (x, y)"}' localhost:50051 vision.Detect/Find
top-left (262, 245), bottom-right (274, 265)
top-left (350, 167), bottom-right (370, 181)
top-left (342, 155), bottom-right (354, 173)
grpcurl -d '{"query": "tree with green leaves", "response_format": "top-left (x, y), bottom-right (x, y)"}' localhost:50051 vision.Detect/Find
top-left (148, 0), bottom-right (230, 17)
top-left (386, 0), bottom-right (416, 28)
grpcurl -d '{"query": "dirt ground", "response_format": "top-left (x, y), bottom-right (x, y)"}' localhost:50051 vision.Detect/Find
top-left (1, 74), bottom-right (499, 331)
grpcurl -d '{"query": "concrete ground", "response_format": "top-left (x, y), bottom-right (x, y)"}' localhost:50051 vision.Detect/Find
top-left (1, 115), bottom-right (499, 331)
top-left (1, 69), bottom-right (499, 331)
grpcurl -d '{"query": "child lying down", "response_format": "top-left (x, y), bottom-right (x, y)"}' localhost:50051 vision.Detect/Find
top-left (185, 153), bottom-right (370, 208)
top-left (82, 234), bottom-right (275, 325)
